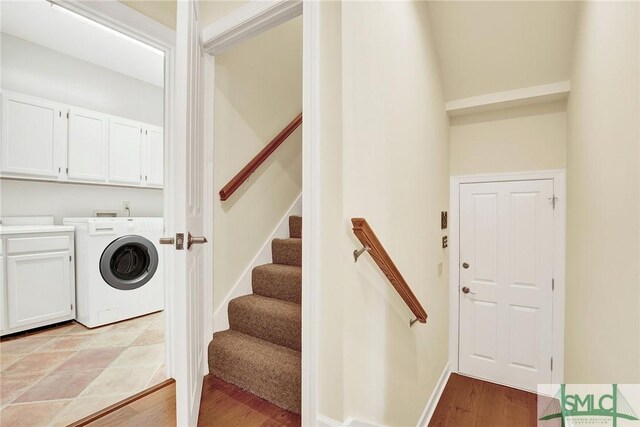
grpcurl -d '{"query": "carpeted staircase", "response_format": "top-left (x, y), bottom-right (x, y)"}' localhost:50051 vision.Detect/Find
top-left (208, 215), bottom-right (302, 413)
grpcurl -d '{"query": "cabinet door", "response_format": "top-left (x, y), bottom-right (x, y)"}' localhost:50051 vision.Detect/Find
top-left (68, 108), bottom-right (108, 182)
top-left (108, 117), bottom-right (142, 184)
top-left (145, 126), bottom-right (164, 187)
top-left (1, 92), bottom-right (66, 178)
top-left (6, 251), bottom-right (72, 329)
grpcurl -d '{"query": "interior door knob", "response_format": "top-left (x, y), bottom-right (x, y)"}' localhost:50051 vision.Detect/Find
top-left (462, 286), bottom-right (475, 295)
top-left (462, 262), bottom-right (469, 269)
top-left (187, 232), bottom-right (208, 249)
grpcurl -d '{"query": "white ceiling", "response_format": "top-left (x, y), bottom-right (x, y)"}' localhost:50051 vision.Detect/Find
top-left (426, 1), bottom-right (579, 102)
top-left (1, 1), bottom-right (164, 88)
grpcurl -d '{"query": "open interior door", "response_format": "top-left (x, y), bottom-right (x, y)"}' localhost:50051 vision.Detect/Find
top-left (165, 0), bottom-right (206, 424)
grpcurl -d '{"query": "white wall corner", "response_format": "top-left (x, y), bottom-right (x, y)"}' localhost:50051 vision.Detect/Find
top-left (416, 363), bottom-right (451, 427)
top-left (212, 193), bottom-right (302, 332)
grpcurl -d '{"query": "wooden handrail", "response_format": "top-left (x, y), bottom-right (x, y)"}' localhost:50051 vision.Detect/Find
top-left (351, 218), bottom-right (428, 326)
top-left (219, 113), bottom-right (302, 201)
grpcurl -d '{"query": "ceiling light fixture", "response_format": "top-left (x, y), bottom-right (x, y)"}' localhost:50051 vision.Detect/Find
top-left (49, 2), bottom-right (164, 57)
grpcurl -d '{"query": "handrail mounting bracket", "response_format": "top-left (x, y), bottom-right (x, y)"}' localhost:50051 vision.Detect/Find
top-left (353, 245), bottom-right (371, 262)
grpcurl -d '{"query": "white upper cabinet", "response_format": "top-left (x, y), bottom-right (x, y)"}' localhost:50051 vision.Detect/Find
top-left (67, 107), bottom-right (108, 182)
top-left (108, 116), bottom-right (143, 185)
top-left (144, 126), bottom-right (164, 187)
top-left (0, 91), bottom-right (162, 188)
top-left (1, 91), bottom-right (66, 178)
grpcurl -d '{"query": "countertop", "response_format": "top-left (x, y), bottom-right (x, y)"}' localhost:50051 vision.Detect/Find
top-left (0, 225), bottom-right (76, 235)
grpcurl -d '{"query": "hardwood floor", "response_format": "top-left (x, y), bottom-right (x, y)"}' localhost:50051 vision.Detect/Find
top-left (78, 380), bottom-right (176, 427)
top-left (429, 373), bottom-right (538, 427)
top-left (198, 375), bottom-right (301, 426)
top-left (81, 375), bottom-right (300, 426)
top-left (74, 371), bottom-right (536, 427)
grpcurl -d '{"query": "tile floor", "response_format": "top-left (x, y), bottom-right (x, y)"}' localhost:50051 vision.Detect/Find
top-left (0, 311), bottom-right (166, 426)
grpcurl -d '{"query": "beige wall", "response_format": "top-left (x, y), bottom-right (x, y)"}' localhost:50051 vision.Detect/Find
top-left (565, 1), bottom-right (640, 383)
top-left (212, 17), bottom-right (302, 311)
top-left (450, 102), bottom-right (567, 175)
top-left (119, 1), bottom-right (176, 29)
top-left (119, 0), bottom-right (249, 29)
top-left (318, 2), bottom-right (450, 425)
top-left (200, 0), bottom-right (248, 26)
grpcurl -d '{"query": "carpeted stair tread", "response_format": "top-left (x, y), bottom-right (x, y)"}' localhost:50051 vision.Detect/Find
top-left (289, 216), bottom-right (302, 239)
top-left (252, 264), bottom-right (301, 304)
top-left (272, 238), bottom-right (301, 267)
top-left (208, 330), bottom-right (301, 413)
top-left (228, 295), bottom-right (301, 351)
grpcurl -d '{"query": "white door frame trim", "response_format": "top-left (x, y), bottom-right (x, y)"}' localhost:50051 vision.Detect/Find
top-left (449, 169), bottom-right (566, 386)
top-left (200, 2), bottom-right (318, 425)
top-left (201, 0), bottom-right (302, 55)
top-left (301, 1), bottom-right (320, 425)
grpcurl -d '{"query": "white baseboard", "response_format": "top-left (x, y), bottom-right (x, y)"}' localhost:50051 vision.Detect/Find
top-left (317, 416), bottom-right (381, 427)
top-left (213, 193), bottom-right (302, 332)
top-left (316, 364), bottom-right (450, 427)
top-left (416, 363), bottom-right (451, 427)
top-left (317, 415), bottom-right (345, 427)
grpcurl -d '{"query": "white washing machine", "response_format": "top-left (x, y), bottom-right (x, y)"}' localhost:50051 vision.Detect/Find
top-left (63, 217), bottom-right (164, 328)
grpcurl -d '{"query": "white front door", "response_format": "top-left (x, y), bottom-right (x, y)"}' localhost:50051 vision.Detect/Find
top-left (458, 179), bottom-right (554, 391)
top-left (169, 0), bottom-right (206, 425)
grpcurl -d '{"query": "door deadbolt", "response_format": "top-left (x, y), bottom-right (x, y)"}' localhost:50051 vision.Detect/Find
top-left (462, 262), bottom-right (469, 269)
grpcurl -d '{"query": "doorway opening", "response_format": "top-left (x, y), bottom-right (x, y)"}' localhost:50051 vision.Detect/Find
top-left (0, 1), bottom-right (171, 424)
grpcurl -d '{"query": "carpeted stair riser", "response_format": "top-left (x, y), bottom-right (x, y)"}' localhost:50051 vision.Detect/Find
top-left (252, 264), bottom-right (301, 304)
top-left (209, 330), bottom-right (301, 413)
top-left (289, 216), bottom-right (302, 239)
top-left (208, 215), bottom-right (303, 414)
top-left (272, 238), bottom-right (302, 267)
top-left (228, 295), bottom-right (301, 351)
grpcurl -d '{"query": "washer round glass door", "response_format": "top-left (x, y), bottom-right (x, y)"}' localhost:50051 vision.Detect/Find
top-left (100, 235), bottom-right (159, 290)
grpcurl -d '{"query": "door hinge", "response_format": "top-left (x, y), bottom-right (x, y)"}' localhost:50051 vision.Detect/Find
top-left (551, 357), bottom-right (554, 371)
top-left (66, 112), bottom-right (69, 119)
top-left (59, 111), bottom-right (62, 117)
top-left (69, 255), bottom-right (72, 261)
top-left (552, 278), bottom-right (555, 291)
top-left (66, 167), bottom-right (69, 174)
top-left (549, 195), bottom-right (558, 209)
top-left (71, 304), bottom-right (74, 310)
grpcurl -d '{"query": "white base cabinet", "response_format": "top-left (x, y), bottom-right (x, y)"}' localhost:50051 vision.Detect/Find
top-left (0, 229), bottom-right (76, 336)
